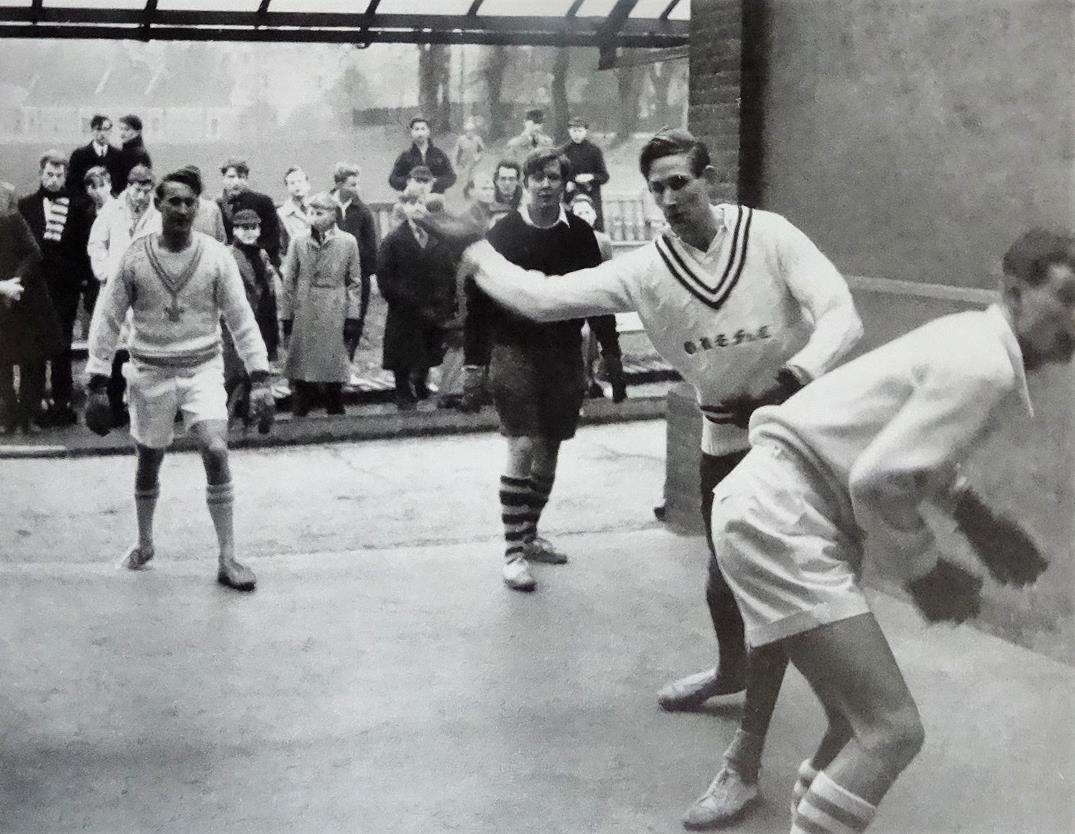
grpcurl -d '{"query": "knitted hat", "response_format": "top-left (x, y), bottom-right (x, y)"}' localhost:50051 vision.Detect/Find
top-left (232, 208), bottom-right (261, 227)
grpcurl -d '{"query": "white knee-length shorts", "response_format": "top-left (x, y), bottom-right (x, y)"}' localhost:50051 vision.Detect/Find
top-left (711, 441), bottom-right (870, 647)
top-left (124, 356), bottom-right (227, 449)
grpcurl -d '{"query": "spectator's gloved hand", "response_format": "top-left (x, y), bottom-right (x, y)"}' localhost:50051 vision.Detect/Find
top-left (722, 367), bottom-right (804, 429)
top-left (84, 374), bottom-right (113, 437)
top-left (343, 318), bottom-right (363, 358)
top-left (281, 319), bottom-right (293, 340)
top-left (605, 355), bottom-right (628, 404)
top-left (954, 487), bottom-right (1049, 586)
top-left (0, 276), bottom-right (23, 306)
top-left (906, 558), bottom-right (983, 624)
top-left (413, 209), bottom-right (486, 256)
top-left (248, 372), bottom-right (275, 435)
top-left (460, 365), bottom-right (486, 413)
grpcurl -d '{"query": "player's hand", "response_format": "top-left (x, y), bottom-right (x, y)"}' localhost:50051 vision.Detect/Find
top-left (84, 377), bottom-right (112, 437)
top-left (249, 381), bottom-right (275, 435)
top-left (906, 558), bottom-right (983, 624)
top-left (722, 368), bottom-right (803, 429)
top-left (605, 355), bottom-right (628, 403)
top-left (460, 365), bottom-right (486, 413)
top-left (413, 210), bottom-right (486, 255)
top-left (954, 487), bottom-right (1049, 586)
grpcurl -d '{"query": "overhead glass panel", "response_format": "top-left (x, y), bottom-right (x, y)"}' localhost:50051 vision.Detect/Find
top-left (629, 0), bottom-right (674, 18)
top-left (46, 0), bottom-right (149, 8)
top-left (0, 1), bottom-right (32, 7)
top-left (665, 0), bottom-right (687, 21)
top-left (156, 0), bottom-right (259, 10)
top-left (376, 0), bottom-right (476, 14)
top-left (478, 0), bottom-right (578, 17)
top-left (574, 0), bottom-right (617, 18)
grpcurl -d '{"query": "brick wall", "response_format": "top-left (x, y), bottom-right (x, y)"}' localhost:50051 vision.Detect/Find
top-left (687, 0), bottom-right (743, 203)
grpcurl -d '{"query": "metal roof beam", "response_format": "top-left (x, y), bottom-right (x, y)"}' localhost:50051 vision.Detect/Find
top-left (596, 0), bottom-right (638, 42)
top-left (659, 0), bottom-right (680, 20)
top-left (466, 0), bottom-right (485, 15)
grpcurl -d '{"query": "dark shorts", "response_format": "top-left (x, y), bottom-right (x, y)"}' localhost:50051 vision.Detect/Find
top-left (489, 342), bottom-right (586, 440)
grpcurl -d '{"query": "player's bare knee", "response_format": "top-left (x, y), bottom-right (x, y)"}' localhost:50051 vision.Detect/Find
top-left (863, 706), bottom-right (925, 770)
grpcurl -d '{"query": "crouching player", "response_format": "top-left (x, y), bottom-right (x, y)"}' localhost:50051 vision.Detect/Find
top-left (84, 168), bottom-right (274, 592)
top-left (707, 227), bottom-right (1066, 832)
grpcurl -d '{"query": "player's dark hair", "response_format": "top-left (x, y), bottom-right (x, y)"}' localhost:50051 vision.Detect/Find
top-left (156, 168), bottom-right (202, 200)
top-left (638, 127), bottom-right (711, 179)
top-left (1002, 229), bottom-right (1075, 287)
top-left (522, 148), bottom-right (570, 182)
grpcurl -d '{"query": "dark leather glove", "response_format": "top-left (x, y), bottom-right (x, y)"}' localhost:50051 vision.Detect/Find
top-left (84, 374), bottom-right (112, 437)
top-left (460, 365), bottom-right (486, 413)
top-left (954, 487), bottom-right (1049, 587)
top-left (723, 367), bottom-right (804, 429)
top-left (343, 318), bottom-right (362, 358)
top-left (281, 319), bottom-right (293, 339)
top-left (906, 558), bottom-right (983, 624)
top-left (413, 210), bottom-right (487, 255)
top-left (248, 374), bottom-right (275, 435)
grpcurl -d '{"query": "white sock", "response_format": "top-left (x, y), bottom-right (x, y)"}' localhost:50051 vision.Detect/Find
top-left (791, 771), bottom-right (876, 834)
top-left (790, 758), bottom-right (819, 813)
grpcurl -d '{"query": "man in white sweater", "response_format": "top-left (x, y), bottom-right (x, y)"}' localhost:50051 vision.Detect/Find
top-left (424, 128), bottom-right (863, 828)
top-left (704, 227), bottom-right (1067, 833)
top-left (85, 168), bottom-right (274, 592)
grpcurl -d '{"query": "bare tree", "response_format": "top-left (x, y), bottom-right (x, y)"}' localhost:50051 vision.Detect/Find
top-left (417, 44), bottom-right (452, 133)
top-left (480, 45), bottom-right (512, 140)
top-left (613, 61), bottom-right (645, 146)
top-left (550, 49), bottom-right (571, 143)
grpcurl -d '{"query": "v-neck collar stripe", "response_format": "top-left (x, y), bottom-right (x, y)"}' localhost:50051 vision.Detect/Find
top-left (656, 206), bottom-right (752, 311)
top-left (145, 235), bottom-right (204, 300)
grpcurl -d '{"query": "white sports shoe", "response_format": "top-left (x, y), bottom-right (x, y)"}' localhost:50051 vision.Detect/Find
top-left (502, 558), bottom-right (536, 592)
top-left (682, 766), bottom-right (759, 830)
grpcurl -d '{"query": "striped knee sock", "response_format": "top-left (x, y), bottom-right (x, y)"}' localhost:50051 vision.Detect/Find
top-left (500, 475), bottom-right (531, 562)
top-left (526, 472), bottom-right (555, 540)
top-left (791, 759), bottom-right (819, 814)
top-left (791, 771), bottom-right (876, 834)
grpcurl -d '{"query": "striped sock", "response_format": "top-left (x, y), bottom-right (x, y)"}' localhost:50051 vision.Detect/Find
top-left (526, 472), bottom-right (555, 540)
top-left (791, 771), bottom-right (876, 834)
top-left (791, 759), bottom-right (819, 814)
top-left (499, 475), bottom-right (531, 562)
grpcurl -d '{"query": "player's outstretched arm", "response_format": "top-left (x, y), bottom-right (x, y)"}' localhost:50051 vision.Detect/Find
top-left (952, 486), bottom-right (1049, 586)
top-left (906, 557), bottom-right (983, 623)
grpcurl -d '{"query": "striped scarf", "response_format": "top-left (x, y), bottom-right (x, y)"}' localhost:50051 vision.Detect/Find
top-left (42, 195), bottom-right (70, 243)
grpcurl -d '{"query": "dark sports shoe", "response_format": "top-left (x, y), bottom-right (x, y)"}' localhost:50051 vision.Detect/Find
top-left (217, 558), bottom-right (256, 592)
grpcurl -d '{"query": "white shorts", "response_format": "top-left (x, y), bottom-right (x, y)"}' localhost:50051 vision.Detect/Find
top-left (711, 442), bottom-right (870, 647)
top-left (124, 356), bottom-right (227, 449)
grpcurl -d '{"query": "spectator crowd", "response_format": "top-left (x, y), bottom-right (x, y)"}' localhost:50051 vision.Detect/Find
top-left (0, 108), bottom-right (628, 435)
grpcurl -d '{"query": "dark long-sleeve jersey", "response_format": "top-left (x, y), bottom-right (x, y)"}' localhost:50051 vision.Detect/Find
top-left (463, 209), bottom-right (604, 366)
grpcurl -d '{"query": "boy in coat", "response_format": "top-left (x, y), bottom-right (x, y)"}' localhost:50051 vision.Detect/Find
top-left (279, 192), bottom-right (363, 417)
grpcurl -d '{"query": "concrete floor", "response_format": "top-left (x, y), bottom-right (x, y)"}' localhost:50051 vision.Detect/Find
top-left (1, 422), bottom-right (1072, 833)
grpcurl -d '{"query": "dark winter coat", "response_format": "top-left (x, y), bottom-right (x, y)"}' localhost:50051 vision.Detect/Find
top-left (378, 222), bottom-right (458, 372)
top-left (0, 212), bottom-right (63, 365)
top-left (388, 142), bottom-right (457, 194)
top-left (17, 188), bottom-right (93, 296)
top-left (219, 189), bottom-right (283, 268)
top-left (67, 142), bottom-right (126, 197)
top-left (115, 135), bottom-right (152, 189)
top-left (561, 138), bottom-right (611, 230)
top-left (336, 196), bottom-right (378, 296)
